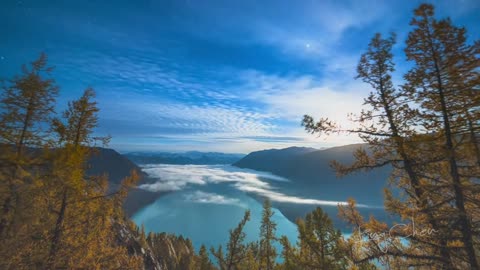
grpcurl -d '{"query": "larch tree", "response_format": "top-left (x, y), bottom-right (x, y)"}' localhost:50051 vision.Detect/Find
top-left (258, 199), bottom-right (277, 270)
top-left (44, 88), bottom-right (140, 269)
top-left (279, 235), bottom-right (298, 270)
top-left (278, 208), bottom-right (358, 270)
top-left (45, 88), bottom-right (101, 268)
top-left (0, 53), bottom-right (58, 238)
top-left (0, 56), bottom-right (141, 269)
top-left (303, 32), bottom-right (453, 268)
top-left (239, 242), bottom-right (260, 270)
top-left (297, 207), bottom-right (347, 270)
top-left (198, 244), bottom-right (216, 270)
top-left (211, 210), bottom-right (251, 270)
top-left (302, 4), bottom-right (480, 268)
top-left (404, 4), bottom-right (480, 269)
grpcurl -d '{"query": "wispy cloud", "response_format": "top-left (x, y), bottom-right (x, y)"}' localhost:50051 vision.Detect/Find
top-left (5, 0), bottom-right (478, 153)
top-left (236, 71), bottom-right (367, 146)
top-left (51, 47), bottom-right (368, 152)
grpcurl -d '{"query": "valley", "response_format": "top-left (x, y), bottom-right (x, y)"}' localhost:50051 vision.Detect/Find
top-left (125, 144), bottom-right (393, 251)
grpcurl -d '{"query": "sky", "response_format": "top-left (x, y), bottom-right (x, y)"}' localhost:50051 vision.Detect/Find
top-left (1, 0), bottom-right (479, 153)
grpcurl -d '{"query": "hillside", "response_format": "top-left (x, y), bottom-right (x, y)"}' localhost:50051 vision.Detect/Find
top-left (87, 149), bottom-right (202, 269)
top-left (234, 144), bottom-right (391, 206)
top-left (87, 147), bottom-right (148, 185)
top-left (85, 147), bottom-right (166, 216)
top-left (114, 220), bottom-right (197, 270)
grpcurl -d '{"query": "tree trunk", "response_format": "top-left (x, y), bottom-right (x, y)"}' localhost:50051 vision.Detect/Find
top-left (46, 188), bottom-right (68, 269)
top-left (467, 118), bottom-right (480, 167)
top-left (432, 54), bottom-right (479, 270)
top-left (379, 71), bottom-right (454, 269)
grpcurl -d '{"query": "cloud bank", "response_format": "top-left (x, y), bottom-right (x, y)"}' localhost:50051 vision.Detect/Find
top-left (139, 164), bottom-right (372, 208)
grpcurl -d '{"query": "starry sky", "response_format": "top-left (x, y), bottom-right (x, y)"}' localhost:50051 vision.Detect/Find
top-left (1, 0), bottom-right (479, 153)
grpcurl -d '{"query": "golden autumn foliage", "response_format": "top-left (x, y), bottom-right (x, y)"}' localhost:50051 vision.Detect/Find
top-left (0, 54), bottom-right (142, 269)
top-left (303, 3), bottom-right (479, 270)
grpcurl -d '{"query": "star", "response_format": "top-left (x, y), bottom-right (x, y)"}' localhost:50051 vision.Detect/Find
top-left (305, 43), bottom-right (311, 48)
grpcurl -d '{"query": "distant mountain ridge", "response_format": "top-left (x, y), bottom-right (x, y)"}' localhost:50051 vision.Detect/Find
top-left (124, 151), bottom-right (245, 165)
top-left (234, 144), bottom-right (391, 206)
top-left (233, 146), bottom-right (317, 175)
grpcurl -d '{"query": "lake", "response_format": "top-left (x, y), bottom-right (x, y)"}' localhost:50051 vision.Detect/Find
top-left (132, 164), bottom-right (386, 251)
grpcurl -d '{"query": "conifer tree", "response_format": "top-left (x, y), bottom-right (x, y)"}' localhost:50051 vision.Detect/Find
top-left (0, 56), bottom-right (141, 269)
top-left (45, 88), bottom-right (101, 268)
top-left (405, 4), bottom-right (480, 269)
top-left (198, 244), bottom-right (216, 270)
top-left (302, 4), bottom-right (480, 268)
top-left (297, 207), bottom-right (347, 269)
top-left (0, 53), bottom-right (58, 237)
top-left (44, 88), bottom-right (140, 269)
top-left (239, 242), bottom-right (260, 270)
top-left (259, 199), bottom-right (277, 270)
top-left (303, 31), bottom-right (454, 269)
top-left (0, 53), bottom-right (58, 153)
top-left (279, 236), bottom-right (298, 270)
top-left (403, 4), bottom-right (479, 268)
top-left (211, 210), bottom-right (251, 270)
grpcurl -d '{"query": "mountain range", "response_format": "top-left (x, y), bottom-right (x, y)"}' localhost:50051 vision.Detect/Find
top-left (124, 151), bottom-right (245, 165)
top-left (88, 144), bottom-right (393, 230)
top-left (232, 144), bottom-right (393, 226)
top-left (233, 144), bottom-right (391, 206)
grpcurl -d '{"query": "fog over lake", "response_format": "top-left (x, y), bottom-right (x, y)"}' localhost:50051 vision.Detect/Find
top-left (133, 164), bottom-right (382, 251)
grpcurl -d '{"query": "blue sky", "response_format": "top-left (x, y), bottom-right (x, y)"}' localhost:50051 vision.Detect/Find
top-left (1, 0), bottom-right (479, 153)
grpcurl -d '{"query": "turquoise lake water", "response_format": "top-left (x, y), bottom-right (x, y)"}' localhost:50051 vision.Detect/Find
top-left (132, 164), bottom-right (385, 252)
